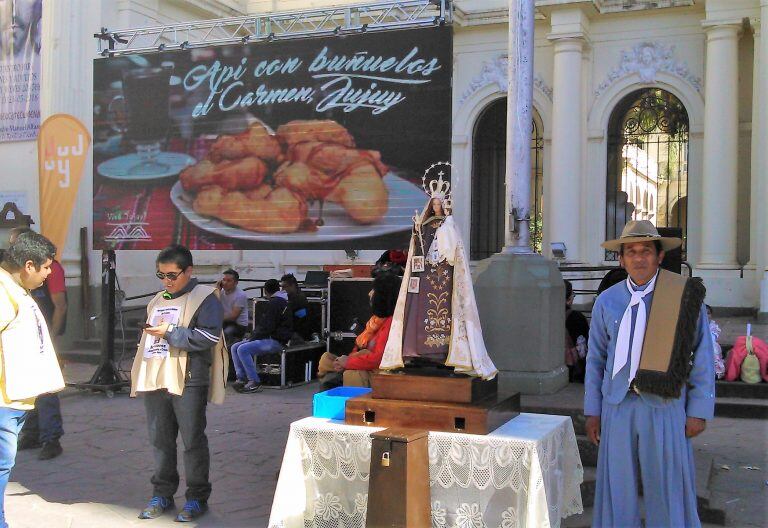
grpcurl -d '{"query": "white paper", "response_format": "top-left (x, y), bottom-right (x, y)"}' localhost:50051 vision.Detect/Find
top-left (143, 306), bottom-right (181, 359)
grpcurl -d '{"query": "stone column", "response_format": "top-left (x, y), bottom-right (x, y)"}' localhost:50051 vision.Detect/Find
top-left (760, 2), bottom-right (768, 322)
top-left (474, 0), bottom-right (567, 395)
top-left (505, 0), bottom-right (535, 253)
top-left (749, 25), bottom-right (761, 273)
top-left (547, 35), bottom-right (584, 262)
top-left (699, 22), bottom-right (741, 268)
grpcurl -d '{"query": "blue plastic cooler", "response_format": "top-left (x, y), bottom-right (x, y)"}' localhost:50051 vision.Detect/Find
top-left (313, 387), bottom-right (373, 420)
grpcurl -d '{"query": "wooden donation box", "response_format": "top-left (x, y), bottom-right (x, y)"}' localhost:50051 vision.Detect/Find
top-left (345, 371), bottom-right (520, 435)
top-left (367, 428), bottom-right (430, 528)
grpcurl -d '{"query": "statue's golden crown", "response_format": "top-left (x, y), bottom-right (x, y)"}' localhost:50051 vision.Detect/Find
top-left (422, 162), bottom-right (453, 206)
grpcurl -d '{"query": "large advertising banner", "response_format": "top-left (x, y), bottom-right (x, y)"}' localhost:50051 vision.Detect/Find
top-left (0, 0), bottom-right (42, 142)
top-left (92, 26), bottom-right (452, 250)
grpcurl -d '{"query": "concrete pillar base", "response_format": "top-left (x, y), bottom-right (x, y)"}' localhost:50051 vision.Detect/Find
top-left (497, 365), bottom-right (569, 395)
top-left (474, 252), bottom-right (568, 395)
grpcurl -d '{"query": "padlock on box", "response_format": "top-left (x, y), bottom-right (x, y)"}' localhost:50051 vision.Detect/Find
top-left (367, 428), bottom-right (430, 528)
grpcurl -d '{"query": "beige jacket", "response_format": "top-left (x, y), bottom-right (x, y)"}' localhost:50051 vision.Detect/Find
top-left (130, 285), bottom-right (227, 404)
top-left (0, 268), bottom-right (65, 410)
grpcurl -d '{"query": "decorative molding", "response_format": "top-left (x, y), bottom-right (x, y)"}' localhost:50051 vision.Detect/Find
top-left (593, 0), bottom-right (694, 14)
top-left (594, 41), bottom-right (702, 98)
top-left (459, 54), bottom-right (552, 106)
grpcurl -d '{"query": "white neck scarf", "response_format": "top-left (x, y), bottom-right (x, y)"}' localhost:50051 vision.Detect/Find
top-left (612, 272), bottom-right (658, 382)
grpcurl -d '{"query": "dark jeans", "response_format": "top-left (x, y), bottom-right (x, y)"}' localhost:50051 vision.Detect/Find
top-left (20, 393), bottom-right (63, 443)
top-left (230, 339), bottom-right (283, 382)
top-left (0, 408), bottom-right (26, 528)
top-left (144, 386), bottom-right (211, 502)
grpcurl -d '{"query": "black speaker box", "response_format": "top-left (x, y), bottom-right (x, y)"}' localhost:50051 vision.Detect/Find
top-left (327, 278), bottom-right (374, 356)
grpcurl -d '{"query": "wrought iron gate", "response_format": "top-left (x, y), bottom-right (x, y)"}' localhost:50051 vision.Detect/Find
top-left (605, 88), bottom-right (689, 260)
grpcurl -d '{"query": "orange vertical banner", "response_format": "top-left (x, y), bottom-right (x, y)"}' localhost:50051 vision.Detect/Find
top-left (37, 114), bottom-right (91, 258)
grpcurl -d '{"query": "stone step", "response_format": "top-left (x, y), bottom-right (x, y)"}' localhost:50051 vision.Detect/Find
top-left (580, 466), bottom-right (596, 509)
top-left (715, 380), bottom-right (768, 400)
top-left (576, 435), bottom-right (598, 467)
top-left (61, 344), bottom-right (135, 366)
top-left (71, 337), bottom-right (138, 351)
top-left (714, 397), bottom-right (768, 419)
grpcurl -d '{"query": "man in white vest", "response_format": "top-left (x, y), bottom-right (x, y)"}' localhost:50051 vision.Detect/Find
top-left (131, 245), bottom-right (225, 522)
top-left (0, 231), bottom-right (65, 528)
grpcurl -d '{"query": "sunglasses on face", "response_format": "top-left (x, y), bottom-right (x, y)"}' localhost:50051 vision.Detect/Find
top-left (156, 270), bottom-right (184, 281)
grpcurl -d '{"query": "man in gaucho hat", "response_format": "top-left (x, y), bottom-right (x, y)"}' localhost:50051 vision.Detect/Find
top-left (585, 220), bottom-right (715, 527)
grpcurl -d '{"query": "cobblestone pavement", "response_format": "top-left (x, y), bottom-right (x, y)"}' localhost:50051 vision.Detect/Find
top-left (6, 362), bottom-right (314, 528)
top-left (5, 360), bottom-right (767, 527)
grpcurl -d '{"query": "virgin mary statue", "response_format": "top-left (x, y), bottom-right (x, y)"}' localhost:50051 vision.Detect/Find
top-left (379, 163), bottom-right (497, 380)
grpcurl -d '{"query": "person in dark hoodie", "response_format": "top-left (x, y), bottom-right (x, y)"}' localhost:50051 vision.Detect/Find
top-left (229, 279), bottom-right (292, 393)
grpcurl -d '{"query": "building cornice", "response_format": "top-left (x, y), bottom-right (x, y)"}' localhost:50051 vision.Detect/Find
top-left (168, 0), bottom-right (246, 18)
top-left (455, 0), bottom-right (700, 28)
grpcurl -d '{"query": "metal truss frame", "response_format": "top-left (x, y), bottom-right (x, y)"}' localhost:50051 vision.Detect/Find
top-left (95, 0), bottom-right (452, 56)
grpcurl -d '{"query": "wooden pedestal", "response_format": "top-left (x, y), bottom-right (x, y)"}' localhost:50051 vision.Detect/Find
top-left (345, 392), bottom-right (520, 434)
top-left (371, 372), bottom-right (498, 403)
top-left (367, 428), bottom-right (430, 528)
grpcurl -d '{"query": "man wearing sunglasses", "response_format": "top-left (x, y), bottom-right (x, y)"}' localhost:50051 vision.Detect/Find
top-left (130, 245), bottom-right (226, 523)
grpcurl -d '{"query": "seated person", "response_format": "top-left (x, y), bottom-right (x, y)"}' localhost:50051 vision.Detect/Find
top-left (217, 269), bottom-right (249, 346)
top-left (596, 267), bottom-right (627, 296)
top-left (318, 273), bottom-right (400, 390)
top-left (280, 273), bottom-right (310, 342)
top-left (564, 279), bottom-right (589, 383)
top-left (706, 305), bottom-right (725, 379)
top-left (371, 249), bottom-right (407, 278)
top-left (230, 279), bottom-right (292, 393)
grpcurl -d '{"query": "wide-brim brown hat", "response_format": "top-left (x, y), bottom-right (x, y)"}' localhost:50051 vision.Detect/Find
top-left (601, 220), bottom-right (682, 252)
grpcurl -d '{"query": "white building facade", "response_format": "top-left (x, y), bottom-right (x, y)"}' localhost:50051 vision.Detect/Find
top-left (1, 0), bottom-right (767, 346)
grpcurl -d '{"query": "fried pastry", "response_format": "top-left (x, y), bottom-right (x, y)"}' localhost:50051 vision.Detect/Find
top-left (326, 160), bottom-right (389, 224)
top-left (210, 157), bottom-right (268, 191)
top-left (276, 120), bottom-right (355, 149)
top-left (192, 185), bottom-right (226, 217)
top-left (208, 122), bottom-right (283, 162)
top-left (180, 160), bottom-right (216, 192)
top-left (217, 187), bottom-right (308, 234)
top-left (287, 141), bottom-right (388, 176)
top-left (274, 161), bottom-right (341, 201)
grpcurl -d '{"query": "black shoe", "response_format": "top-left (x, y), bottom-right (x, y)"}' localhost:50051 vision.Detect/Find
top-left (175, 500), bottom-right (208, 522)
top-left (241, 381), bottom-right (262, 393)
top-left (17, 435), bottom-right (41, 451)
top-left (231, 379), bottom-right (246, 392)
top-left (138, 496), bottom-right (175, 519)
top-left (38, 440), bottom-right (62, 460)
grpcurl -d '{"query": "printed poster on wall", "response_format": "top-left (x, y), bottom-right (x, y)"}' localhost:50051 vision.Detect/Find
top-left (0, 0), bottom-right (42, 142)
top-left (92, 26), bottom-right (453, 250)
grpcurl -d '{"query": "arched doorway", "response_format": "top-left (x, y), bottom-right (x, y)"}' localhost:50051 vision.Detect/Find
top-left (470, 98), bottom-right (544, 260)
top-left (605, 88), bottom-right (689, 260)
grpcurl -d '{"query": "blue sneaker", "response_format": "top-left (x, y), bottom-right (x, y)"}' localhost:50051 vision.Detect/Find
top-left (138, 496), bottom-right (174, 519)
top-left (175, 499), bottom-right (208, 522)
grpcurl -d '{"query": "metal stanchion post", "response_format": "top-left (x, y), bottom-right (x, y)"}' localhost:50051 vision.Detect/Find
top-left (68, 250), bottom-right (130, 397)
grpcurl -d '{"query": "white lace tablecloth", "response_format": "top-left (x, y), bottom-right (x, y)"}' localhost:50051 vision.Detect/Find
top-left (268, 413), bottom-right (583, 528)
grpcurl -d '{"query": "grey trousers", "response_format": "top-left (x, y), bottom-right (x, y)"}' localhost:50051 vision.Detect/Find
top-left (144, 386), bottom-right (211, 502)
